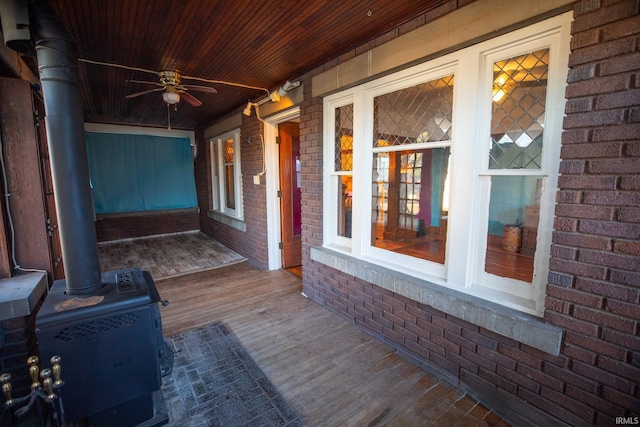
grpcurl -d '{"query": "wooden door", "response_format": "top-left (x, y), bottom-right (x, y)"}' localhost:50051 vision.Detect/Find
top-left (33, 92), bottom-right (65, 280)
top-left (278, 122), bottom-right (302, 268)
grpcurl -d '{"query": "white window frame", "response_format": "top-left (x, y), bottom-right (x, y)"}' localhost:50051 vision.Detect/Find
top-left (210, 129), bottom-right (243, 219)
top-left (322, 14), bottom-right (570, 316)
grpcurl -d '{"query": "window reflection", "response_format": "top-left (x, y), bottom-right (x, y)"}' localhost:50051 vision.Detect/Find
top-left (372, 147), bottom-right (450, 264)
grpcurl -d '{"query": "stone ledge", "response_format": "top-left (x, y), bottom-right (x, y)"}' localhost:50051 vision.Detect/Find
top-left (310, 246), bottom-right (562, 355)
top-left (0, 272), bottom-right (48, 321)
top-left (207, 210), bottom-right (247, 232)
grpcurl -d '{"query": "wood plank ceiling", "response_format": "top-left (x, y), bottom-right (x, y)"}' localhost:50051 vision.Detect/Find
top-left (45, 0), bottom-right (449, 130)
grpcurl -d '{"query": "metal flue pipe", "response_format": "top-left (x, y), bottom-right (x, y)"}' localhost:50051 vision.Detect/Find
top-left (28, 0), bottom-right (102, 294)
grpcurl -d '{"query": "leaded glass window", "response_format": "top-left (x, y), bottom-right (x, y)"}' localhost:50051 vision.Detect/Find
top-left (489, 49), bottom-right (549, 169)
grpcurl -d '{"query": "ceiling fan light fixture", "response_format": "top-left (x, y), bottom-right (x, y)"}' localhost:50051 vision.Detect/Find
top-left (162, 91), bottom-right (181, 104)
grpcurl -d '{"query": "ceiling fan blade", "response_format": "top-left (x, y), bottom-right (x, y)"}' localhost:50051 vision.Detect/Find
top-left (181, 84), bottom-right (217, 94)
top-left (179, 91), bottom-right (202, 107)
top-left (127, 79), bottom-right (164, 87)
top-left (125, 87), bottom-right (164, 99)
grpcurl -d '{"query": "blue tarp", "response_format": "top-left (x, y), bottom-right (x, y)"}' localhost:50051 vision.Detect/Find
top-left (86, 132), bottom-right (198, 214)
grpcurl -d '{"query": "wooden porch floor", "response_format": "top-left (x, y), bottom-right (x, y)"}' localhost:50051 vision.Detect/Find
top-left (155, 262), bottom-right (512, 426)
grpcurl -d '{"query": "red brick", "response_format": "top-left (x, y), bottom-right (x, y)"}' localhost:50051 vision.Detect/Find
top-left (444, 330), bottom-right (476, 352)
top-left (430, 333), bottom-right (460, 355)
top-left (566, 384), bottom-right (625, 417)
top-left (558, 175), bottom-right (618, 190)
top-left (584, 191), bottom-right (640, 207)
top-left (445, 351), bottom-right (478, 375)
top-left (602, 14), bottom-right (640, 41)
top-left (570, 30), bottom-right (601, 51)
top-left (479, 367), bottom-right (517, 394)
top-left (574, 305), bottom-right (635, 332)
top-left (553, 217), bottom-right (578, 232)
top-left (561, 128), bottom-right (591, 144)
top-left (516, 363), bottom-right (564, 392)
top-left (588, 158), bottom-right (640, 174)
top-left (602, 328), bottom-right (640, 351)
top-left (564, 342), bottom-right (599, 364)
top-left (547, 270), bottom-right (576, 287)
top-left (560, 141), bottom-right (623, 158)
top-left (545, 311), bottom-right (600, 335)
top-left (546, 284), bottom-right (604, 308)
top-left (565, 95), bottom-right (594, 112)
top-left (556, 190), bottom-right (584, 204)
top-left (579, 219), bottom-right (640, 239)
top-left (566, 331), bottom-right (627, 360)
top-left (601, 387), bottom-right (640, 418)
top-left (594, 123), bottom-right (640, 141)
top-left (605, 298), bottom-right (640, 320)
top-left (613, 239), bottom-right (640, 256)
top-left (549, 258), bottom-right (608, 280)
top-left (572, 0), bottom-right (640, 33)
top-left (552, 230), bottom-right (612, 250)
top-left (564, 109), bottom-right (624, 128)
top-left (596, 88), bottom-right (640, 110)
top-left (545, 296), bottom-right (572, 314)
top-left (597, 357), bottom-right (640, 392)
top-left (540, 385), bottom-right (596, 420)
top-left (573, 360), bottom-right (635, 393)
top-left (497, 365), bottom-right (539, 392)
top-left (461, 348), bottom-right (495, 371)
top-left (519, 387), bottom-right (595, 425)
top-left (565, 74), bottom-right (629, 98)
top-left (616, 207), bottom-right (640, 223)
top-left (575, 277), bottom-right (639, 302)
top-left (544, 361), bottom-right (597, 392)
top-left (461, 328), bottom-right (497, 350)
top-left (558, 159), bottom-right (587, 174)
top-left (395, 324), bottom-right (418, 342)
top-left (626, 142), bottom-right (640, 158)
top-left (498, 344), bottom-right (543, 369)
top-left (551, 244), bottom-right (579, 260)
top-left (579, 248), bottom-right (640, 270)
top-left (609, 268), bottom-right (640, 286)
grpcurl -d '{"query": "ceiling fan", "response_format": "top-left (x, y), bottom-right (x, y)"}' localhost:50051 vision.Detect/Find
top-left (78, 58), bottom-right (272, 107)
top-left (125, 70), bottom-right (217, 107)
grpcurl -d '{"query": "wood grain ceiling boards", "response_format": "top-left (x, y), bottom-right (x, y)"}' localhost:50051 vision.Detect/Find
top-left (48, 0), bottom-right (448, 130)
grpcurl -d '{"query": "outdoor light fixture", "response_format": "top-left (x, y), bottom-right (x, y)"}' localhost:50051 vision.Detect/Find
top-left (277, 80), bottom-right (301, 98)
top-left (243, 102), bottom-right (254, 116)
top-left (243, 80), bottom-right (301, 117)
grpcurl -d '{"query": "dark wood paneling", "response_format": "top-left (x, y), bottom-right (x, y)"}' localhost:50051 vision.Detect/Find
top-left (0, 78), bottom-right (52, 276)
top-left (48, 0), bottom-right (450, 130)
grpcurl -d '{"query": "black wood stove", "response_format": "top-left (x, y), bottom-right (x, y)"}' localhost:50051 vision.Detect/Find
top-left (36, 269), bottom-right (168, 426)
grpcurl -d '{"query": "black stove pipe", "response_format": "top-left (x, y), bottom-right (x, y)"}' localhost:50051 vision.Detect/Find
top-left (28, 0), bottom-right (102, 295)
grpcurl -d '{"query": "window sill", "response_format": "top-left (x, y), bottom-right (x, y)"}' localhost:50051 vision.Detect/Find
top-left (207, 210), bottom-right (246, 232)
top-left (310, 246), bottom-right (562, 355)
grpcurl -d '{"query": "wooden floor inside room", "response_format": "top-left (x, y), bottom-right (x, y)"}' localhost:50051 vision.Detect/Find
top-left (156, 262), bottom-right (513, 427)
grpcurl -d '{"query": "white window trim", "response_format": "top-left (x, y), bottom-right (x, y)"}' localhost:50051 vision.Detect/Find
top-left (209, 129), bottom-right (243, 220)
top-left (322, 13), bottom-right (571, 316)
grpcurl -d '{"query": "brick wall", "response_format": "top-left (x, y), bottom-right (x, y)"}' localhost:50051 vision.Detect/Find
top-left (95, 210), bottom-right (199, 242)
top-left (0, 297), bottom-right (44, 422)
top-left (300, 1), bottom-right (640, 426)
top-left (196, 116), bottom-right (270, 268)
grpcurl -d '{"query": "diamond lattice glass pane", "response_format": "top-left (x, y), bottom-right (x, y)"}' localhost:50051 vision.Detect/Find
top-left (335, 104), bottom-right (354, 171)
top-left (489, 49), bottom-right (549, 169)
top-left (223, 138), bottom-right (234, 163)
top-left (373, 75), bottom-right (454, 147)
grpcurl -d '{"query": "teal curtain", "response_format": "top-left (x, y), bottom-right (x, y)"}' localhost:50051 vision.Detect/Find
top-left (86, 132), bottom-right (197, 214)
